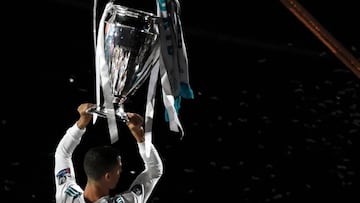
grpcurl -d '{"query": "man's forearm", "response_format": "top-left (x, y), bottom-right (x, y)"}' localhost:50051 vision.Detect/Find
top-left (138, 142), bottom-right (163, 178)
top-left (55, 123), bottom-right (85, 158)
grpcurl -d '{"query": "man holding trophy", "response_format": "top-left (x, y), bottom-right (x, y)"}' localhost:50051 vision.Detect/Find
top-left (54, 103), bottom-right (163, 203)
top-left (54, 0), bottom-right (193, 202)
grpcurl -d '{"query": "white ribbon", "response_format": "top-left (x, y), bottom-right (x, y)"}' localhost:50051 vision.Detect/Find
top-left (145, 56), bottom-right (160, 157)
top-left (145, 0), bottom-right (192, 157)
top-left (146, 0), bottom-right (193, 140)
top-left (95, 2), bottom-right (119, 144)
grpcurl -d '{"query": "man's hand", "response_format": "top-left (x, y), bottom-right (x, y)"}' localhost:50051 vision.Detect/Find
top-left (76, 103), bottom-right (95, 129)
top-left (126, 113), bottom-right (145, 143)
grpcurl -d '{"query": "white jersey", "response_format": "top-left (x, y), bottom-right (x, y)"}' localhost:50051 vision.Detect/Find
top-left (54, 123), bottom-right (163, 203)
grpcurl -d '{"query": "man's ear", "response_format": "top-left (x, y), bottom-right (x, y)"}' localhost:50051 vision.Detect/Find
top-left (104, 172), bottom-right (111, 181)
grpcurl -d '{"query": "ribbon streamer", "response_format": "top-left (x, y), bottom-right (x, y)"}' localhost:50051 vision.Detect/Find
top-left (95, 2), bottom-right (119, 144)
top-left (144, 0), bottom-right (194, 156)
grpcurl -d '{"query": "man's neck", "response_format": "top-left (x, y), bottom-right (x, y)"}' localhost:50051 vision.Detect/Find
top-left (84, 181), bottom-right (109, 202)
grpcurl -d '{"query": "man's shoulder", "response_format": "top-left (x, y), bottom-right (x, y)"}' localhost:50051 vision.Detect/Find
top-left (96, 195), bottom-right (124, 203)
top-left (65, 184), bottom-right (83, 198)
top-left (57, 184), bottom-right (85, 203)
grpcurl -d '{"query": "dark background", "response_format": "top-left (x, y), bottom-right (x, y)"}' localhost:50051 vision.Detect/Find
top-left (1, 0), bottom-right (360, 202)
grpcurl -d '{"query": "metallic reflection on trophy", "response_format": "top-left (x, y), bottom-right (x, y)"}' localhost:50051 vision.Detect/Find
top-left (87, 4), bottom-right (159, 122)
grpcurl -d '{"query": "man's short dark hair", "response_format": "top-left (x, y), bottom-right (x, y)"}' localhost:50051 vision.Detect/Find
top-left (83, 145), bottom-right (121, 180)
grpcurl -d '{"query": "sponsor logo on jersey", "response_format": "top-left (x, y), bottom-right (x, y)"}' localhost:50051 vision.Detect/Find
top-left (130, 184), bottom-right (142, 196)
top-left (56, 168), bottom-right (71, 185)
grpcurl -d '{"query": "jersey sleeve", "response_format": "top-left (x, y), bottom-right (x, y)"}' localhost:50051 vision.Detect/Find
top-left (120, 142), bottom-right (163, 203)
top-left (54, 122), bottom-right (86, 203)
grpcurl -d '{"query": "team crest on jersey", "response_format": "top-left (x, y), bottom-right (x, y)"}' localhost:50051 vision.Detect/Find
top-left (131, 184), bottom-right (142, 196)
top-left (56, 168), bottom-right (71, 185)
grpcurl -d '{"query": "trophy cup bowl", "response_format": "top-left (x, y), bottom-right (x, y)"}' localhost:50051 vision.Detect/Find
top-left (87, 4), bottom-right (159, 122)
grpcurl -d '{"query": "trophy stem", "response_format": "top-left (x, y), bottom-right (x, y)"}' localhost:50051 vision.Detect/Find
top-left (114, 103), bottom-right (129, 122)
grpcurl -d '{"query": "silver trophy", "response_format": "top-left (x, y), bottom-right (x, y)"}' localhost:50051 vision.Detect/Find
top-left (87, 3), bottom-right (160, 122)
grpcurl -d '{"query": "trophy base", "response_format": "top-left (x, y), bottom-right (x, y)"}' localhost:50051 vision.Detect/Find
top-left (86, 106), bottom-right (129, 122)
